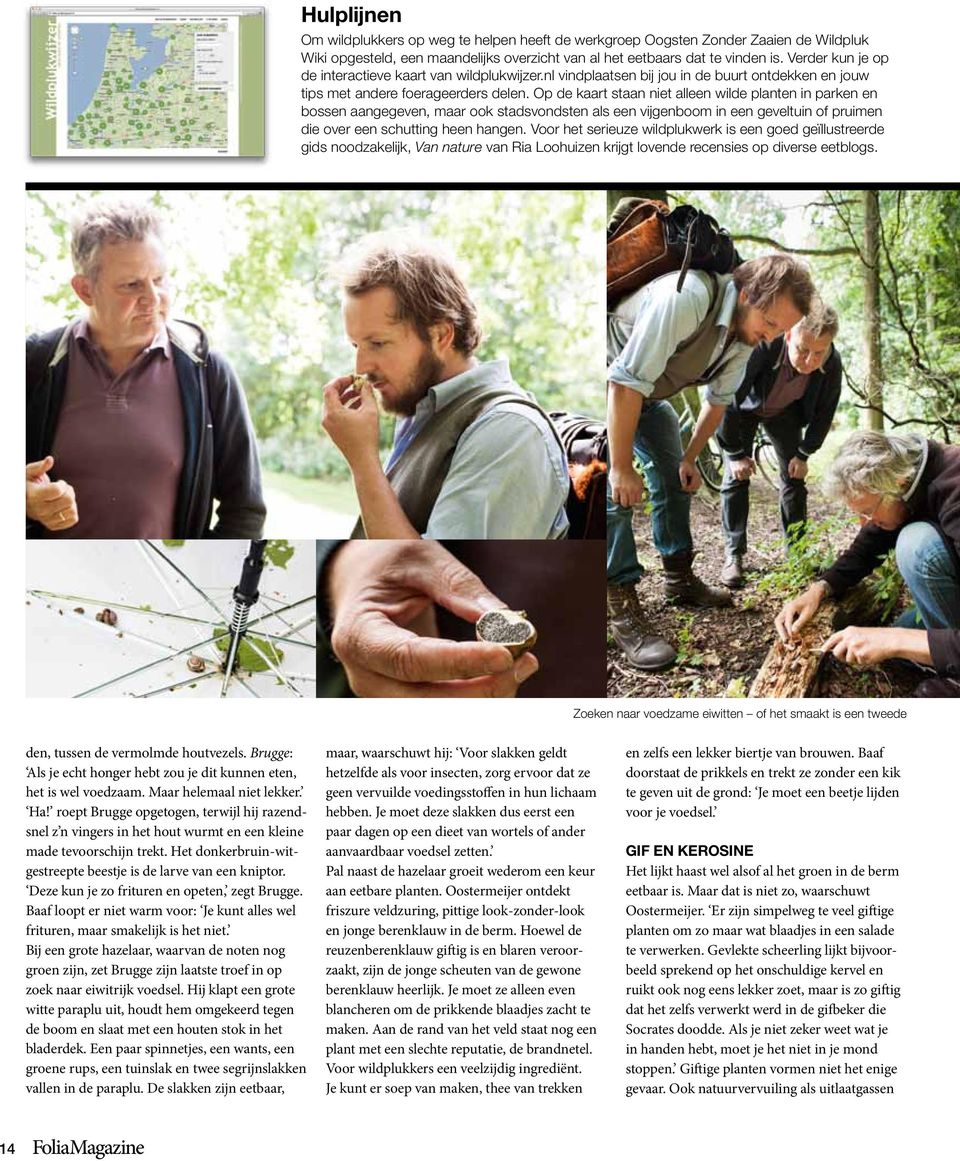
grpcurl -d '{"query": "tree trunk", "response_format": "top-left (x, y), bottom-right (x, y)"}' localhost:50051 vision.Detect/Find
top-left (863, 189), bottom-right (884, 431)
top-left (748, 582), bottom-right (895, 698)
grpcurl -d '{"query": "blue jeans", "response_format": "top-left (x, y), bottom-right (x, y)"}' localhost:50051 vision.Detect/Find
top-left (721, 408), bottom-right (807, 555)
top-left (607, 399), bottom-right (693, 584)
top-left (895, 521), bottom-right (960, 631)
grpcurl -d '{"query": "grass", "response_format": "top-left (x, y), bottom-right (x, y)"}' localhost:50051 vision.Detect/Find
top-left (261, 470), bottom-right (358, 515)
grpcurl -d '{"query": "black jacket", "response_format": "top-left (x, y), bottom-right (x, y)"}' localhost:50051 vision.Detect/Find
top-left (717, 335), bottom-right (842, 461)
top-left (26, 319), bottom-right (265, 539)
top-left (821, 440), bottom-right (960, 676)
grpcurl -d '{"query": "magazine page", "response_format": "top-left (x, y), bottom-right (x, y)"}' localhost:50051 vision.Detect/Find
top-left (7, 3), bottom-right (957, 1160)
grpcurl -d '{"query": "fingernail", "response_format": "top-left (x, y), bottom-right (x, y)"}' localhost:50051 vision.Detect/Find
top-left (514, 654), bottom-right (539, 683)
top-left (477, 595), bottom-right (507, 613)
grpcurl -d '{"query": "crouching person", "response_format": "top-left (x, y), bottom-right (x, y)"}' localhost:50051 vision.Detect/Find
top-left (774, 431), bottom-right (960, 696)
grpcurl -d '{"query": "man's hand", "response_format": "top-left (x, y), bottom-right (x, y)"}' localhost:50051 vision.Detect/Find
top-left (321, 375), bottom-right (381, 468)
top-left (678, 457), bottom-right (702, 493)
top-left (609, 465), bottom-right (646, 509)
top-left (787, 456), bottom-right (809, 480)
top-left (26, 457), bottom-right (78, 531)
top-left (821, 625), bottom-right (931, 668)
top-left (774, 581), bottom-right (827, 642)
top-left (326, 540), bottom-right (539, 697)
top-left (729, 457), bottom-right (755, 482)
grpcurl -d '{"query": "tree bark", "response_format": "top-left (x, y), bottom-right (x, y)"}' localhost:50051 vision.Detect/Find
top-left (863, 189), bottom-right (884, 431)
top-left (748, 582), bottom-right (895, 698)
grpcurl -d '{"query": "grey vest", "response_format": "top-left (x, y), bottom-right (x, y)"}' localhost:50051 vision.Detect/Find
top-left (651, 272), bottom-right (739, 399)
top-left (351, 385), bottom-right (563, 538)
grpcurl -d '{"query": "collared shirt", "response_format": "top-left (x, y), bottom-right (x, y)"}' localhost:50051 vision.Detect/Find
top-left (48, 320), bottom-right (185, 538)
top-left (757, 351), bottom-right (811, 418)
top-left (387, 359), bottom-right (570, 539)
top-left (607, 271), bottom-right (751, 406)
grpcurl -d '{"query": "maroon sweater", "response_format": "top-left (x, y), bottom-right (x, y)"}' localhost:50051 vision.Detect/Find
top-left (821, 440), bottom-right (960, 676)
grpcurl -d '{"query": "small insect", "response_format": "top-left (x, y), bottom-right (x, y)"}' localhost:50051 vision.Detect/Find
top-left (96, 608), bottom-right (119, 626)
top-left (475, 610), bottom-right (538, 659)
top-left (186, 655), bottom-right (206, 674)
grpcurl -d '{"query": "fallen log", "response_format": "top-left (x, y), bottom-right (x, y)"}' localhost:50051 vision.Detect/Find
top-left (748, 581), bottom-right (894, 698)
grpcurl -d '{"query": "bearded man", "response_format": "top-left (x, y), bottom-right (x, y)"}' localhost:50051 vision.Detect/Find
top-left (321, 235), bottom-right (569, 540)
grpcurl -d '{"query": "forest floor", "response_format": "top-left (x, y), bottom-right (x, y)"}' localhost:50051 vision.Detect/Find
top-left (606, 483), bottom-right (919, 699)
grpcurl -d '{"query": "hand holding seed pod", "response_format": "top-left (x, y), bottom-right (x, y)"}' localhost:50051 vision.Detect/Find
top-left (321, 372), bottom-right (380, 462)
top-left (475, 609), bottom-right (538, 658)
top-left (338, 373), bottom-right (370, 409)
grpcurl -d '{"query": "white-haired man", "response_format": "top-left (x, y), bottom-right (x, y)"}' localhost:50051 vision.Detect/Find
top-left (26, 202), bottom-right (264, 538)
top-left (775, 431), bottom-right (960, 696)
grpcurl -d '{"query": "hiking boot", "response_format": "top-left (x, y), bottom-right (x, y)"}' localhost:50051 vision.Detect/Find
top-left (607, 583), bottom-right (677, 670)
top-left (662, 551), bottom-right (733, 608)
top-left (914, 676), bottom-right (960, 698)
top-left (721, 553), bottom-right (745, 589)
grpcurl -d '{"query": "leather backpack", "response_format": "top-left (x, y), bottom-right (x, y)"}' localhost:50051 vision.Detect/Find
top-left (549, 411), bottom-right (607, 540)
top-left (607, 198), bottom-right (742, 308)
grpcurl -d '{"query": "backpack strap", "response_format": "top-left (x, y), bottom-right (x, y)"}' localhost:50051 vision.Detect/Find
top-left (353, 386), bottom-right (563, 538)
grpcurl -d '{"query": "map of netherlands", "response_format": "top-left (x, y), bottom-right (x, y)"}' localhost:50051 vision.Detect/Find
top-left (67, 22), bottom-right (229, 150)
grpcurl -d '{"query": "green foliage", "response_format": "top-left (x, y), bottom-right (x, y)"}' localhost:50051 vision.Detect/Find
top-left (258, 434), bottom-right (353, 481)
top-left (213, 627), bottom-right (284, 672)
top-left (806, 190), bottom-right (960, 437)
top-left (673, 188), bottom-right (788, 245)
top-left (754, 517), bottom-right (845, 602)
top-left (862, 551), bottom-right (904, 624)
top-left (673, 611), bottom-right (705, 667)
top-left (755, 520), bottom-right (903, 625)
top-left (263, 540), bottom-right (294, 570)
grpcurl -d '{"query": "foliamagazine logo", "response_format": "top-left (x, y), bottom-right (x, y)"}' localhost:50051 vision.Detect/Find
top-left (33, 1143), bottom-right (144, 1158)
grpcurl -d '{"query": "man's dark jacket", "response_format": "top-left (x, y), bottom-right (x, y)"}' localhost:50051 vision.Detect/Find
top-left (821, 440), bottom-right (960, 676)
top-left (717, 335), bottom-right (842, 461)
top-left (26, 319), bottom-right (265, 538)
